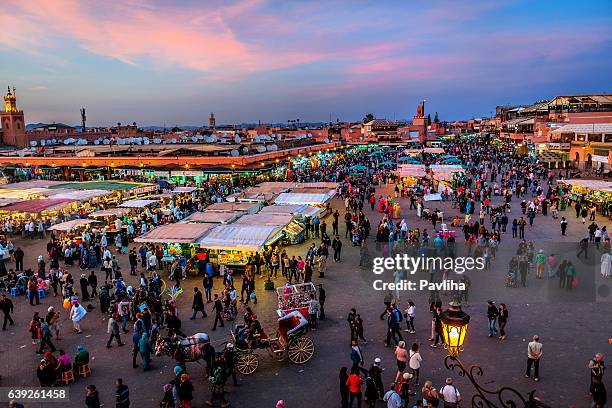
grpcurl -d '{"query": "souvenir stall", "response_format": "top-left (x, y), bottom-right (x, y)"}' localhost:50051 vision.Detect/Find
top-left (276, 282), bottom-right (317, 317)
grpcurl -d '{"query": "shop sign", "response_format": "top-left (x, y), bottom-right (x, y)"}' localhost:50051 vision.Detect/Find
top-left (130, 185), bottom-right (159, 195)
top-left (171, 170), bottom-right (204, 177)
top-left (591, 155), bottom-right (608, 163)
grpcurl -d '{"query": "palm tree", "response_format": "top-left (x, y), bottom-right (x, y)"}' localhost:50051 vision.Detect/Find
top-left (363, 113), bottom-right (374, 123)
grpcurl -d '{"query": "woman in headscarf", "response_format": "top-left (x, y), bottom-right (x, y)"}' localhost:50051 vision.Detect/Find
top-left (74, 345), bottom-right (90, 369)
top-left (37, 358), bottom-right (56, 386)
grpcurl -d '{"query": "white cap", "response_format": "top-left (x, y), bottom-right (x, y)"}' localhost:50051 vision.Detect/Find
top-left (374, 358), bottom-right (381, 364)
top-left (403, 372), bottom-right (413, 380)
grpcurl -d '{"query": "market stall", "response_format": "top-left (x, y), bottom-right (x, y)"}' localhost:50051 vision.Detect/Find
top-left (88, 208), bottom-right (131, 218)
top-left (205, 201), bottom-right (262, 215)
top-left (558, 179), bottom-right (612, 208)
top-left (197, 224), bottom-right (282, 267)
top-left (396, 164), bottom-right (427, 186)
top-left (274, 192), bottom-right (334, 207)
top-left (135, 222), bottom-right (215, 244)
top-left (430, 164), bottom-right (465, 181)
top-left (118, 198), bottom-right (160, 208)
top-left (48, 218), bottom-right (100, 231)
top-left (259, 204), bottom-right (325, 218)
top-left (181, 211), bottom-right (241, 224)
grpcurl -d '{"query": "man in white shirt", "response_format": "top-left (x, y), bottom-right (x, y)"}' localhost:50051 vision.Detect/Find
top-left (525, 335), bottom-right (543, 381)
top-left (439, 377), bottom-right (461, 407)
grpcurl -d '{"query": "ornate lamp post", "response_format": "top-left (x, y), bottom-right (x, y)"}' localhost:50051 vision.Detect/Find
top-left (440, 301), bottom-right (542, 408)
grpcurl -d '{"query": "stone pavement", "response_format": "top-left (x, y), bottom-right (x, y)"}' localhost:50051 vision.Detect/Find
top-left (0, 181), bottom-right (610, 407)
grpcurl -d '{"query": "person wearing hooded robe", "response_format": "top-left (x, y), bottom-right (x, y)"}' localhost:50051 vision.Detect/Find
top-left (601, 251), bottom-right (612, 278)
top-left (139, 331), bottom-right (152, 371)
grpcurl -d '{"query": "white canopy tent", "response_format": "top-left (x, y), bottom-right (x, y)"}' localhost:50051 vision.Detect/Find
top-left (196, 224), bottom-right (281, 252)
top-left (135, 223), bottom-right (215, 244)
top-left (181, 211), bottom-right (241, 224)
top-left (559, 179), bottom-right (612, 193)
top-left (49, 218), bottom-right (100, 231)
top-left (430, 164), bottom-right (464, 180)
top-left (89, 208), bottom-right (130, 218)
top-left (118, 199), bottom-right (160, 208)
top-left (274, 192), bottom-right (334, 206)
top-left (234, 213), bottom-right (294, 227)
top-left (259, 204), bottom-right (324, 218)
top-left (173, 186), bottom-right (198, 193)
top-left (396, 164), bottom-right (427, 178)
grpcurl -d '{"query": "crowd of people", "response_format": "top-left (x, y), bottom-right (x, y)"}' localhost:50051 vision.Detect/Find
top-left (0, 140), bottom-right (608, 407)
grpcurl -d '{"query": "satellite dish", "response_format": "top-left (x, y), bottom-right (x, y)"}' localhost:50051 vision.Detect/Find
top-left (230, 149), bottom-right (239, 157)
top-left (153, 138), bottom-right (161, 144)
top-left (103, 138), bottom-right (110, 145)
top-left (52, 138), bottom-right (57, 144)
top-left (242, 146), bottom-right (249, 153)
top-left (191, 136), bottom-right (197, 143)
top-left (324, 138), bottom-right (330, 143)
top-left (234, 136), bottom-right (241, 143)
top-left (143, 139), bottom-right (150, 145)
top-left (17, 151), bottom-right (25, 157)
top-left (30, 141), bottom-right (38, 147)
top-left (256, 146), bottom-right (266, 153)
top-left (170, 138), bottom-right (177, 144)
top-left (94, 140), bottom-right (100, 145)
top-left (220, 139), bottom-right (226, 144)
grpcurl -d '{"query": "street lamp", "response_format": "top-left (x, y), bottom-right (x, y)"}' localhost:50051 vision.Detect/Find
top-left (440, 300), bottom-right (470, 357)
top-left (439, 301), bottom-right (542, 407)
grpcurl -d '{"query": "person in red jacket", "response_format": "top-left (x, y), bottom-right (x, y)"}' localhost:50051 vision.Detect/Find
top-left (346, 370), bottom-right (363, 408)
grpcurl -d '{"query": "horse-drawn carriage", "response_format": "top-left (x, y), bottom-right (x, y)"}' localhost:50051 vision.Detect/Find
top-left (231, 310), bottom-right (315, 375)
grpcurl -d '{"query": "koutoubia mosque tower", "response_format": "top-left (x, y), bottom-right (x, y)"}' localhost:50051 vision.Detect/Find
top-left (1, 86), bottom-right (26, 147)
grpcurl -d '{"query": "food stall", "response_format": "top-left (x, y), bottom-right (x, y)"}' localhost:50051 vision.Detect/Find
top-left (396, 164), bottom-right (427, 185)
top-left (558, 179), bottom-right (612, 209)
top-left (196, 224), bottom-right (282, 269)
top-left (134, 222), bottom-right (216, 275)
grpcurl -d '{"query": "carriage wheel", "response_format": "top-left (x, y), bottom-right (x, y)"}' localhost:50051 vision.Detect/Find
top-left (287, 336), bottom-right (315, 364)
top-left (236, 352), bottom-right (259, 375)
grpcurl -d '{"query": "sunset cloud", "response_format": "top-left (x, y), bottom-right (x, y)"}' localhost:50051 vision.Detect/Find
top-left (0, 0), bottom-right (609, 124)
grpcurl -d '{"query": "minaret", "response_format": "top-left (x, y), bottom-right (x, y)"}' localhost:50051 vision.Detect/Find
top-left (1, 86), bottom-right (26, 147)
top-left (209, 112), bottom-right (216, 128)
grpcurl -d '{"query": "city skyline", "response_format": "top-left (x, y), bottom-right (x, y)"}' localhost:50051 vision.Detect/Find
top-left (1, 0), bottom-right (611, 126)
